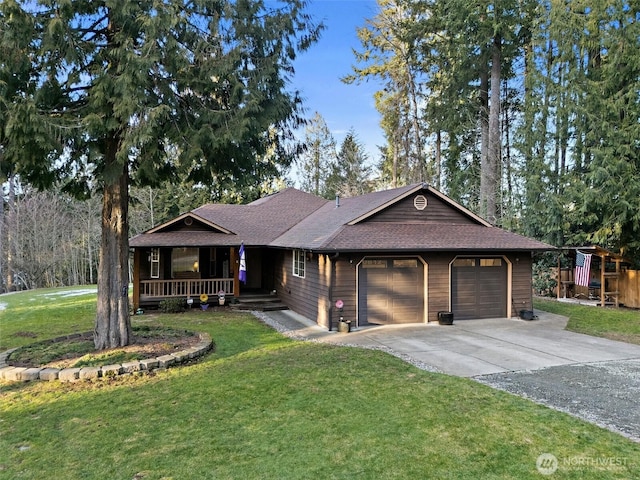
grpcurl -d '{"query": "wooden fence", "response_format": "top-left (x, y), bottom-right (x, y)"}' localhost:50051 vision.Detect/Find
top-left (619, 270), bottom-right (640, 308)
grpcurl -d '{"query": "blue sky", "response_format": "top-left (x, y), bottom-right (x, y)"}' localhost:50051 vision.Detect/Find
top-left (290, 0), bottom-right (385, 165)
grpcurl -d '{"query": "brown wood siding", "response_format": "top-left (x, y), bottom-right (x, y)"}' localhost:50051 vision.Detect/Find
top-left (331, 256), bottom-right (357, 327)
top-left (137, 247), bottom-right (169, 280)
top-left (274, 250), bottom-right (534, 327)
top-left (426, 253), bottom-right (453, 322)
top-left (510, 254), bottom-right (533, 315)
top-left (620, 270), bottom-right (640, 308)
top-left (366, 192), bottom-right (477, 225)
top-left (273, 250), bottom-right (330, 326)
top-left (161, 218), bottom-right (219, 232)
top-left (138, 248), bottom-right (151, 280)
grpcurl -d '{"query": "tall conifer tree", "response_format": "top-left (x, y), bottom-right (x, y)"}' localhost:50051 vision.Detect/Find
top-left (1, 0), bottom-right (321, 349)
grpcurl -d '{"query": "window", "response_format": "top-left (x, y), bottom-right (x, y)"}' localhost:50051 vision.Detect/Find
top-left (172, 247), bottom-right (199, 275)
top-left (150, 248), bottom-right (160, 279)
top-left (453, 258), bottom-right (476, 267)
top-left (393, 259), bottom-right (418, 268)
top-left (293, 249), bottom-right (306, 278)
top-left (363, 259), bottom-right (387, 269)
top-left (480, 258), bottom-right (502, 267)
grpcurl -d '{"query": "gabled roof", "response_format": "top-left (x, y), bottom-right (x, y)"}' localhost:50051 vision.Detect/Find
top-left (129, 188), bottom-right (327, 248)
top-left (270, 184), bottom-right (420, 249)
top-left (130, 184), bottom-right (554, 252)
top-left (146, 212), bottom-right (234, 235)
top-left (346, 184), bottom-right (492, 227)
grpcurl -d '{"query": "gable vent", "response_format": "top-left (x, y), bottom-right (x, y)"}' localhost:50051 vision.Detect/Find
top-left (184, 217), bottom-right (193, 226)
top-left (413, 195), bottom-right (428, 211)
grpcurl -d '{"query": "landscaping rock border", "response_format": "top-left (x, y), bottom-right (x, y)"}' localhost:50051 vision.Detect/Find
top-left (0, 332), bottom-right (214, 383)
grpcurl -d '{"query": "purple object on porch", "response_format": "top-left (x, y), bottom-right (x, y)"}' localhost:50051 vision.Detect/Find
top-left (239, 243), bottom-right (247, 284)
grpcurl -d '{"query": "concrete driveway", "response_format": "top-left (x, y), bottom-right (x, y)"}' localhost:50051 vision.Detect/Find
top-left (258, 309), bottom-right (640, 441)
top-left (260, 309), bottom-right (640, 377)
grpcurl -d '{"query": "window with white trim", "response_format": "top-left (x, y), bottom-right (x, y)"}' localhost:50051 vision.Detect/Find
top-left (150, 248), bottom-right (160, 278)
top-left (293, 249), bottom-right (306, 278)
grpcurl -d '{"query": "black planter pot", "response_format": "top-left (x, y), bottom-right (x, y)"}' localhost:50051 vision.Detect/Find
top-left (519, 310), bottom-right (535, 320)
top-left (438, 311), bottom-right (454, 325)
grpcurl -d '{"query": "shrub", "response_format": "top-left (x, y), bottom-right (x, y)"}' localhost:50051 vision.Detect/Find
top-left (532, 261), bottom-right (557, 297)
top-left (158, 298), bottom-right (186, 313)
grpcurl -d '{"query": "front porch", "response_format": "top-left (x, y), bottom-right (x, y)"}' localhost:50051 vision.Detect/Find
top-left (132, 245), bottom-right (243, 308)
top-left (131, 245), bottom-right (276, 309)
top-left (138, 278), bottom-right (235, 306)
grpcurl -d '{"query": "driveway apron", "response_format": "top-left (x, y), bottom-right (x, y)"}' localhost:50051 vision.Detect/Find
top-left (259, 309), bottom-right (640, 441)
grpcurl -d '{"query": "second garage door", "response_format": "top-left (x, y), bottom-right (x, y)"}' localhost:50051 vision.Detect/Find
top-left (451, 257), bottom-right (507, 320)
top-left (358, 257), bottom-right (425, 325)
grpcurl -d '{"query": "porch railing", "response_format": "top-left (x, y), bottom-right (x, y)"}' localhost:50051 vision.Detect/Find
top-left (139, 278), bottom-right (234, 300)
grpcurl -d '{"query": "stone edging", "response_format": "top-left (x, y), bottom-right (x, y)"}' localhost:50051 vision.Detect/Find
top-left (0, 332), bottom-right (214, 383)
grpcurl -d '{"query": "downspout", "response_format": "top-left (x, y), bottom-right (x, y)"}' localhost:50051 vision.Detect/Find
top-left (327, 252), bottom-right (340, 331)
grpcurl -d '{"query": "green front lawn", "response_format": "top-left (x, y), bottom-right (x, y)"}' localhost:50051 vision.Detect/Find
top-left (534, 298), bottom-right (640, 345)
top-left (1, 288), bottom-right (639, 479)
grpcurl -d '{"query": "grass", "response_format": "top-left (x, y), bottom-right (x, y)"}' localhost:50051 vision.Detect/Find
top-left (534, 297), bottom-right (640, 345)
top-left (1, 288), bottom-right (639, 479)
top-left (0, 286), bottom-right (97, 350)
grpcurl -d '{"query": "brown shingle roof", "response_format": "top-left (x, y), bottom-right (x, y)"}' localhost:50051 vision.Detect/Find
top-left (130, 184), bottom-right (554, 252)
top-left (321, 223), bottom-right (552, 251)
top-left (270, 185), bottom-right (420, 249)
top-left (130, 188), bottom-right (327, 248)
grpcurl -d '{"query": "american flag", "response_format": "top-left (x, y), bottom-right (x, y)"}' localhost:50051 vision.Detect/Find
top-left (575, 251), bottom-right (592, 287)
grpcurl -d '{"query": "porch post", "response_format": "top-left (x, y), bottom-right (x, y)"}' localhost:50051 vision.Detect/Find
top-left (556, 253), bottom-right (561, 300)
top-left (132, 248), bottom-right (141, 309)
top-left (600, 253), bottom-right (606, 307)
top-left (231, 247), bottom-right (240, 297)
top-left (614, 258), bottom-right (621, 308)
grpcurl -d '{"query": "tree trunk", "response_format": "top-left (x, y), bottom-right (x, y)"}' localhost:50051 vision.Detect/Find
top-left (0, 178), bottom-right (4, 291)
top-left (434, 130), bottom-right (441, 190)
top-left (94, 146), bottom-right (131, 349)
top-left (502, 79), bottom-right (512, 226)
top-left (6, 174), bottom-right (16, 290)
top-left (479, 64), bottom-right (490, 217)
top-left (486, 34), bottom-right (502, 225)
top-left (405, 65), bottom-right (424, 181)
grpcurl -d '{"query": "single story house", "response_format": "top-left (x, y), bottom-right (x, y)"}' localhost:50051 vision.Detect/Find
top-left (129, 183), bottom-right (553, 328)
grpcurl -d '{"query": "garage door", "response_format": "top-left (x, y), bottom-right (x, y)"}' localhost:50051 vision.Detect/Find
top-left (358, 258), bottom-right (425, 325)
top-left (451, 257), bottom-right (507, 319)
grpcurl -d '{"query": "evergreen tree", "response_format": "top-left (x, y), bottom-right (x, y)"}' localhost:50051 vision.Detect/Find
top-left (579, 2), bottom-right (640, 257)
top-left (2, 0), bottom-right (321, 349)
top-left (331, 129), bottom-right (373, 197)
top-left (297, 112), bottom-right (337, 198)
top-left (345, 0), bottom-right (428, 187)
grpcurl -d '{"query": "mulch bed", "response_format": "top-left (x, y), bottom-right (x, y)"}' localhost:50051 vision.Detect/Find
top-left (8, 328), bottom-right (201, 369)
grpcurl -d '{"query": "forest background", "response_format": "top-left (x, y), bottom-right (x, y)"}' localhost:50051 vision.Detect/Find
top-left (2, 0), bottom-right (639, 291)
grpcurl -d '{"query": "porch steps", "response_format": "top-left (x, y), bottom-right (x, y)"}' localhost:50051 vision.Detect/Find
top-left (231, 294), bottom-right (289, 312)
